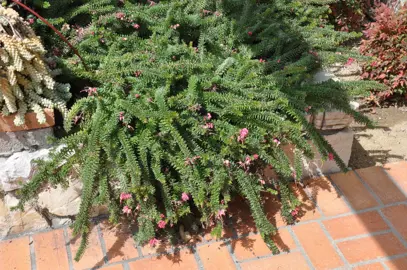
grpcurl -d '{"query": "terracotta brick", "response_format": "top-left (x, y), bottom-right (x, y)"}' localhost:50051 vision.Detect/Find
top-left (385, 257), bottom-right (407, 270)
top-left (337, 233), bottom-right (407, 263)
top-left (291, 184), bottom-right (322, 222)
top-left (304, 176), bottom-right (351, 216)
top-left (323, 211), bottom-right (389, 240)
top-left (382, 204), bottom-right (407, 241)
top-left (202, 225), bottom-right (231, 242)
top-left (99, 221), bottom-right (139, 262)
top-left (101, 264), bottom-right (124, 270)
top-left (0, 237), bottom-right (31, 270)
top-left (240, 252), bottom-right (310, 270)
top-left (0, 108), bottom-right (55, 132)
top-left (232, 229), bottom-right (296, 261)
top-left (68, 226), bottom-right (105, 270)
top-left (330, 171), bottom-right (379, 210)
top-left (384, 162), bottom-right (407, 194)
top-left (128, 249), bottom-right (198, 270)
top-left (293, 222), bottom-right (343, 269)
top-left (263, 186), bottom-right (321, 228)
top-left (263, 193), bottom-right (285, 228)
top-left (140, 238), bottom-right (173, 256)
top-left (33, 229), bottom-right (69, 270)
top-left (197, 241), bottom-right (235, 270)
top-left (353, 262), bottom-right (385, 270)
top-left (356, 167), bottom-right (406, 204)
top-left (228, 196), bottom-right (258, 235)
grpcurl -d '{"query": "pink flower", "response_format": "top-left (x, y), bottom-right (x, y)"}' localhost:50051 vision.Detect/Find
top-left (223, 160), bottom-right (230, 167)
top-left (203, 122), bottom-right (214, 129)
top-left (291, 207), bottom-right (299, 217)
top-left (259, 58), bottom-right (266, 63)
top-left (81, 87), bottom-right (98, 96)
top-left (116, 12), bottom-right (125, 20)
top-left (119, 112), bottom-right (125, 121)
top-left (181, 192), bottom-right (190, 202)
top-left (214, 11), bottom-right (221, 17)
top-left (217, 209), bottom-right (226, 218)
top-left (237, 128), bottom-right (249, 143)
top-left (328, 153), bottom-right (334, 161)
top-left (245, 156), bottom-right (252, 165)
top-left (120, 192), bottom-right (131, 203)
top-left (204, 113), bottom-right (212, 121)
top-left (122, 205), bottom-right (132, 215)
top-left (133, 24), bottom-right (141, 29)
top-left (135, 94), bottom-right (141, 98)
top-left (157, 220), bottom-right (167, 229)
top-left (248, 31), bottom-right (253, 36)
top-left (149, 238), bottom-right (160, 247)
top-left (345, 57), bottom-right (355, 66)
top-left (134, 70), bottom-right (142, 77)
top-left (148, 0), bottom-right (156, 6)
top-left (203, 9), bottom-right (212, 15)
top-left (259, 179), bottom-right (266, 185)
top-left (253, 154), bottom-right (259, 160)
top-left (277, 59), bottom-right (281, 63)
top-left (273, 138), bottom-right (281, 146)
top-left (28, 18), bottom-right (35, 25)
top-left (160, 214), bottom-right (165, 219)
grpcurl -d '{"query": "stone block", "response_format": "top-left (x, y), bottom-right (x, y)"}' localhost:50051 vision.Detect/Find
top-left (0, 148), bottom-right (52, 192)
top-left (264, 128), bottom-right (354, 180)
top-left (0, 193), bottom-right (48, 238)
top-left (302, 128), bottom-right (354, 178)
top-left (0, 127), bottom-right (53, 157)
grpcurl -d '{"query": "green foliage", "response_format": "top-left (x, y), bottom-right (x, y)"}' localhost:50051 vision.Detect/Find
top-left (15, 0), bottom-right (375, 260)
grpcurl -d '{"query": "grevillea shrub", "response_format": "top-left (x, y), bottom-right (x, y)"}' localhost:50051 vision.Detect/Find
top-left (14, 0), bottom-right (375, 260)
top-left (360, 3), bottom-right (407, 100)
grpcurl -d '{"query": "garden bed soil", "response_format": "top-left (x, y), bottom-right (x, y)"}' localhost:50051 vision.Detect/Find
top-left (349, 105), bottom-right (407, 169)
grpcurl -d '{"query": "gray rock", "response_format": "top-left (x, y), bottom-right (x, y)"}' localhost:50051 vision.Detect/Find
top-left (0, 148), bottom-right (51, 192)
top-left (0, 127), bottom-right (54, 157)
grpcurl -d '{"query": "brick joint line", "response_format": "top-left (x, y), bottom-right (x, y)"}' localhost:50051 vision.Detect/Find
top-left (354, 170), bottom-right (384, 206)
top-left (286, 226), bottom-right (315, 270)
top-left (96, 223), bottom-right (109, 265)
top-left (63, 227), bottom-right (75, 270)
top-left (29, 235), bottom-right (37, 270)
top-left (380, 166), bottom-right (407, 198)
top-left (378, 209), bottom-right (407, 249)
top-left (225, 215), bottom-right (242, 270)
top-left (333, 229), bottom-right (393, 243)
top-left (236, 248), bottom-right (300, 264)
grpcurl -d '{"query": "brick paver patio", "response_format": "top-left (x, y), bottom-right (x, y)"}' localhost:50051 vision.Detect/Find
top-left (1, 161), bottom-right (407, 270)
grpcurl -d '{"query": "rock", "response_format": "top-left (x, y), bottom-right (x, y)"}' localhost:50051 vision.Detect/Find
top-left (0, 148), bottom-right (52, 192)
top-left (313, 70), bottom-right (339, 83)
top-left (37, 179), bottom-right (108, 218)
top-left (0, 127), bottom-right (54, 157)
top-left (0, 193), bottom-right (49, 239)
top-left (38, 178), bottom-right (82, 217)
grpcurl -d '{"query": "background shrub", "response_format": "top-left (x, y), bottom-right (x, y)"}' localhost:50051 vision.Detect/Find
top-left (360, 3), bottom-right (407, 100)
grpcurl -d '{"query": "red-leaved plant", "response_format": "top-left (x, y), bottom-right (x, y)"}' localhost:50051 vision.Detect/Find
top-left (330, 0), bottom-right (379, 32)
top-left (360, 3), bottom-right (407, 100)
